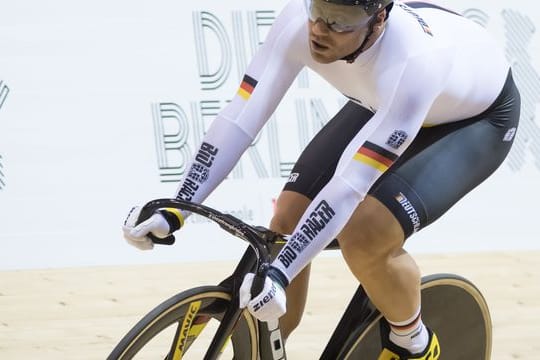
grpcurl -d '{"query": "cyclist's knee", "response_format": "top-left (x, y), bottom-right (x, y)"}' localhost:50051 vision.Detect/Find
top-left (338, 196), bottom-right (404, 271)
top-left (270, 212), bottom-right (298, 235)
top-left (269, 191), bottom-right (311, 235)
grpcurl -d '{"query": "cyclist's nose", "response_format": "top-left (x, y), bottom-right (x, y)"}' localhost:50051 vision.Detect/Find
top-left (310, 18), bottom-right (331, 35)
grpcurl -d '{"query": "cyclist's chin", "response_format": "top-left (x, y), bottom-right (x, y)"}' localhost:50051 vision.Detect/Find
top-left (309, 48), bottom-right (339, 64)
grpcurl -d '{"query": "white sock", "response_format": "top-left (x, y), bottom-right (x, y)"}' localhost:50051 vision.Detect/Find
top-left (387, 307), bottom-right (429, 354)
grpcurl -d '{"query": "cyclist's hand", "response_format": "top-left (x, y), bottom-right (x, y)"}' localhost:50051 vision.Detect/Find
top-left (239, 267), bottom-right (288, 322)
top-left (122, 206), bottom-right (171, 250)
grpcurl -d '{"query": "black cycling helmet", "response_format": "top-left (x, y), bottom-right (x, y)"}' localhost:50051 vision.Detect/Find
top-left (322, 0), bottom-right (394, 16)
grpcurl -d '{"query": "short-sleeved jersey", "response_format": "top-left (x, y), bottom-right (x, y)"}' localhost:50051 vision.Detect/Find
top-left (176, 0), bottom-right (510, 282)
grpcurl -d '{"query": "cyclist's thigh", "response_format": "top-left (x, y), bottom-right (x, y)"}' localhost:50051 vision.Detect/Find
top-left (283, 100), bottom-right (374, 199)
top-left (369, 71), bottom-right (520, 238)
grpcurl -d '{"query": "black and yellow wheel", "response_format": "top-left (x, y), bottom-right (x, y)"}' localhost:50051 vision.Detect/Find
top-left (107, 286), bottom-right (258, 360)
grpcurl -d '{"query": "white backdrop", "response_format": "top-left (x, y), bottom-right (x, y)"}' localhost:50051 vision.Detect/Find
top-left (0, 1), bottom-right (538, 270)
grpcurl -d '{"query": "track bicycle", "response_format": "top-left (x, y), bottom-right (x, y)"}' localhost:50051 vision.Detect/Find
top-left (108, 198), bottom-right (492, 359)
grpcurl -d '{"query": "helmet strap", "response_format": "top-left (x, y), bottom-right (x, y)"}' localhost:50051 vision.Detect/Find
top-left (341, 13), bottom-right (379, 64)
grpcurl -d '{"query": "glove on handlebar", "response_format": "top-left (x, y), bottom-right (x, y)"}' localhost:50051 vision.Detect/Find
top-left (122, 206), bottom-right (184, 250)
top-left (239, 266), bottom-right (289, 322)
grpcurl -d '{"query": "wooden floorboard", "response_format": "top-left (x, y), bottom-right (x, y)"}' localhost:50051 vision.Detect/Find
top-left (1, 251), bottom-right (538, 359)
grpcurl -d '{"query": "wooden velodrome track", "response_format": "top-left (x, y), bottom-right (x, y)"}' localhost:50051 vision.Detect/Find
top-left (1, 251), bottom-right (538, 359)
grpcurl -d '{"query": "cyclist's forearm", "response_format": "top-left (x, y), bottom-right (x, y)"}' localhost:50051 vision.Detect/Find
top-left (272, 176), bottom-right (364, 282)
top-left (173, 114), bottom-right (254, 216)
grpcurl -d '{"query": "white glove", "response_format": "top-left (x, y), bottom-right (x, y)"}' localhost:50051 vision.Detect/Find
top-left (239, 272), bottom-right (287, 322)
top-left (122, 206), bottom-right (171, 250)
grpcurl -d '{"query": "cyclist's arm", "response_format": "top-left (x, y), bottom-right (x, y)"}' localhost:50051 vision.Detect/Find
top-left (173, 2), bottom-right (305, 221)
top-left (272, 55), bottom-right (448, 283)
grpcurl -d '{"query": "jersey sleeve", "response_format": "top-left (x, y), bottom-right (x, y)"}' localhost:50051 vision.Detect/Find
top-left (272, 53), bottom-right (449, 282)
top-left (174, 0), bottom-right (305, 210)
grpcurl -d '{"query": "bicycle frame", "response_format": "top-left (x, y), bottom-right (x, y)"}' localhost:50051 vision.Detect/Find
top-left (219, 247), bottom-right (288, 360)
top-left (131, 199), bottom-right (491, 360)
top-left (137, 198), bottom-right (375, 360)
top-left (139, 198), bottom-right (287, 359)
top-left (320, 285), bottom-right (380, 359)
top-left (212, 243), bottom-right (381, 360)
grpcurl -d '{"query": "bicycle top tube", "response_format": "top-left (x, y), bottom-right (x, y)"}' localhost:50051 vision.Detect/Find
top-left (137, 198), bottom-right (281, 265)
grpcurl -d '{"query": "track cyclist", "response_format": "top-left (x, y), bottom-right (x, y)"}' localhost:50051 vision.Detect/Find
top-left (123, 0), bottom-right (521, 358)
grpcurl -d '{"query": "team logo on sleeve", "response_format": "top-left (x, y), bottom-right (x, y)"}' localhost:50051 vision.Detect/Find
top-left (177, 142), bottom-right (219, 201)
top-left (288, 233), bottom-right (310, 254)
top-left (386, 130), bottom-right (408, 149)
top-left (354, 142), bottom-right (398, 172)
top-left (277, 245), bottom-right (298, 269)
top-left (187, 163), bottom-right (210, 184)
top-left (277, 200), bottom-right (336, 269)
top-left (237, 74), bottom-right (258, 100)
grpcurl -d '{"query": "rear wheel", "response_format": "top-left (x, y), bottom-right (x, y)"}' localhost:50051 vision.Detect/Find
top-left (107, 286), bottom-right (258, 360)
top-left (343, 274), bottom-right (492, 359)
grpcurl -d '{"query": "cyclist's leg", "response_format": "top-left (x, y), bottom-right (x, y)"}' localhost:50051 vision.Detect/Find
top-left (337, 196), bottom-right (428, 355)
top-left (269, 190), bottom-right (312, 340)
top-left (337, 70), bottom-right (520, 357)
top-left (337, 196), bottom-right (418, 323)
top-left (272, 101), bottom-right (374, 339)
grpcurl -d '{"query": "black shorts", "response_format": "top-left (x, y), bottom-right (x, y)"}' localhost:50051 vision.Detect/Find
top-left (283, 70), bottom-right (521, 238)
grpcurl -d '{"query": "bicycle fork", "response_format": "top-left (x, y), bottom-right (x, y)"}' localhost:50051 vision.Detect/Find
top-left (258, 319), bottom-right (287, 360)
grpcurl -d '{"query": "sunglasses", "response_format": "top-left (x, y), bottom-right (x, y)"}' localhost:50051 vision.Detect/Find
top-left (305, 0), bottom-right (373, 33)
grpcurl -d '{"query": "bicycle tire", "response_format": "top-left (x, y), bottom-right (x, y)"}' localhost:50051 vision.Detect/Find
top-left (107, 285), bottom-right (258, 360)
top-left (341, 273), bottom-right (492, 359)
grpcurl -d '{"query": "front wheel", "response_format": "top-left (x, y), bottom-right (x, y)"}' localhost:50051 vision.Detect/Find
top-left (107, 286), bottom-right (258, 360)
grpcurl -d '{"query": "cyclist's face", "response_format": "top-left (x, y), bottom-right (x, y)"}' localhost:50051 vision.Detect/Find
top-left (308, 19), bottom-right (371, 63)
top-left (306, 0), bottom-right (377, 63)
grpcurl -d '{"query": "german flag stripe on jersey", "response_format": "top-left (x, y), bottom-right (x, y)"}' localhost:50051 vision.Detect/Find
top-left (353, 142), bottom-right (398, 172)
top-left (237, 74), bottom-right (258, 100)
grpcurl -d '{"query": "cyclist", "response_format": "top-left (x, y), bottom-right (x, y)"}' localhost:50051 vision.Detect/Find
top-left (123, 0), bottom-right (521, 358)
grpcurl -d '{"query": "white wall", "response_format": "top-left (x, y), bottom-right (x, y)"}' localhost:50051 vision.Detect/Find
top-left (0, 1), bottom-right (538, 270)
